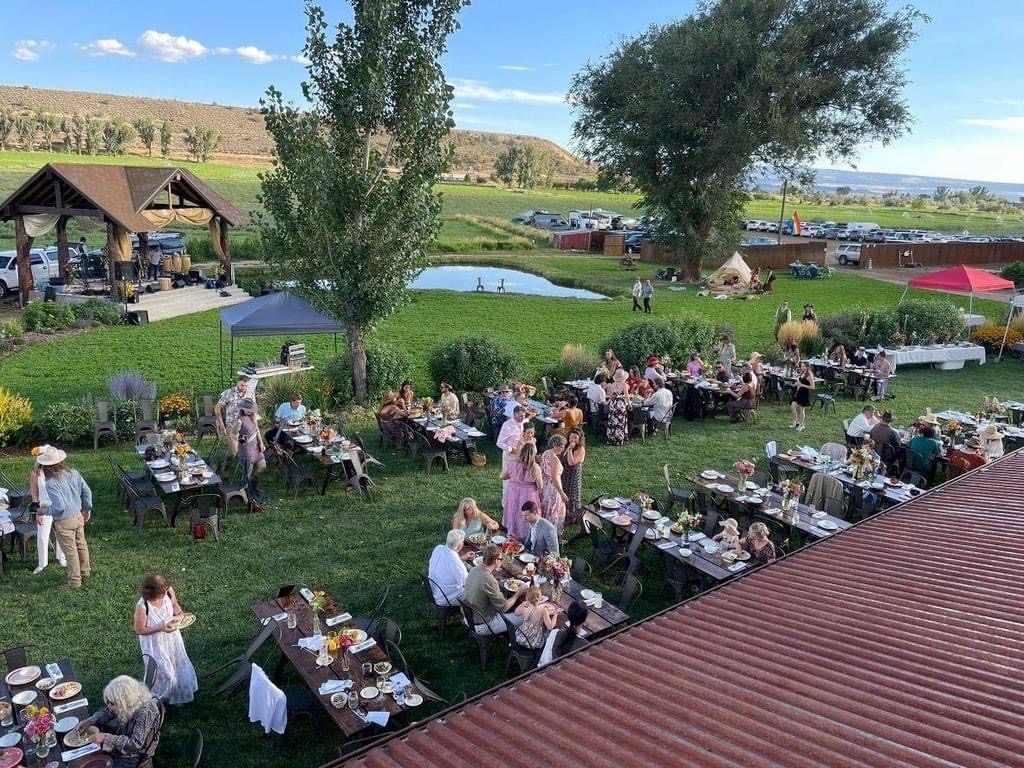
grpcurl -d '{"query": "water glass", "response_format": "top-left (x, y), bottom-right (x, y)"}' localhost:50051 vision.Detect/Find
top-left (394, 683), bottom-right (407, 706)
top-left (361, 662), bottom-right (373, 679)
top-left (341, 650), bottom-right (350, 672)
top-left (348, 691), bottom-right (360, 710)
top-left (593, 592), bottom-right (603, 609)
top-left (286, 611), bottom-right (297, 630)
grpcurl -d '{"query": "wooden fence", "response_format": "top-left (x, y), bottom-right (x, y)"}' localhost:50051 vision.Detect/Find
top-left (641, 240), bottom-right (827, 270)
top-left (860, 242), bottom-right (1024, 269)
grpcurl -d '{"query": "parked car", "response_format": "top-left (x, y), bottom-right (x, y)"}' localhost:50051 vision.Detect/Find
top-left (745, 220), bottom-right (762, 231)
top-left (529, 211), bottom-right (567, 229)
top-left (625, 232), bottom-right (646, 253)
top-left (835, 243), bottom-right (863, 265)
top-left (743, 236), bottom-right (776, 246)
top-left (511, 210), bottom-right (539, 225)
top-left (822, 227), bottom-right (842, 240)
top-left (0, 248), bottom-right (59, 297)
top-left (765, 222), bottom-right (779, 233)
top-left (861, 230), bottom-right (886, 243)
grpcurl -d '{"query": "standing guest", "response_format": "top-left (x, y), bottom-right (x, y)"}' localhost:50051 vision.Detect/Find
top-left (522, 501), bottom-right (559, 559)
top-left (790, 361), bottom-right (814, 432)
top-left (830, 344), bottom-right (849, 367)
top-left (908, 424), bottom-right (942, 477)
top-left (399, 380), bottom-right (416, 407)
top-left (561, 428), bottom-right (586, 517)
top-left (741, 522), bottom-right (778, 564)
top-left (134, 574), bottom-right (198, 705)
top-left (452, 498), bottom-right (500, 536)
top-left (497, 406), bottom-right (530, 504)
top-left (750, 266), bottom-right (762, 291)
top-left (631, 279), bottom-right (643, 312)
top-left (643, 378), bottom-right (675, 432)
top-left (586, 373), bottom-right (608, 411)
top-left (625, 367), bottom-right (644, 394)
top-left (146, 245), bottom-right (163, 281)
top-left (850, 346), bottom-right (870, 366)
top-left (438, 382), bottom-right (460, 421)
top-left (642, 279), bottom-right (654, 313)
top-left (871, 350), bottom-right (892, 400)
top-left (605, 369), bottom-right (630, 445)
top-left (274, 394), bottom-right (306, 424)
top-left (551, 395), bottom-right (583, 434)
top-left (774, 301), bottom-right (792, 333)
top-left (868, 411), bottom-right (902, 470)
top-left (77, 676), bottom-right (162, 767)
top-left (846, 404), bottom-right (879, 441)
top-left (78, 236), bottom-right (89, 258)
top-left (237, 399), bottom-right (267, 504)
top-left (34, 445), bottom-right (91, 590)
top-left (428, 529), bottom-right (470, 605)
top-left (686, 353), bottom-right (705, 378)
top-left (215, 374), bottom-right (251, 457)
top-left (540, 435), bottom-right (569, 532)
top-left (514, 586), bottom-right (559, 649)
top-left (28, 463), bottom-right (65, 574)
top-left (802, 304), bottom-right (817, 322)
top-left (463, 544), bottom-right (526, 635)
top-left (725, 372), bottom-right (754, 422)
top-left (603, 349), bottom-right (622, 374)
top-left (980, 424), bottom-right (1005, 459)
top-left (716, 335), bottom-right (737, 377)
top-left (491, 385), bottom-right (514, 421)
top-left (500, 442), bottom-right (543, 538)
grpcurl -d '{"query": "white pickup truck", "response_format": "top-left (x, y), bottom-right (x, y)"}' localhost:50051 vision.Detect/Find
top-left (0, 247), bottom-right (59, 297)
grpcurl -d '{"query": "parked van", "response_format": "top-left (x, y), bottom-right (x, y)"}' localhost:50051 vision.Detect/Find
top-left (529, 211), bottom-right (567, 229)
top-left (835, 243), bottom-right (862, 266)
top-left (0, 247), bottom-right (59, 297)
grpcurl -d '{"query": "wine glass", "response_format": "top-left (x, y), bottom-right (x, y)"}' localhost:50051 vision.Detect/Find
top-left (348, 691), bottom-right (359, 711)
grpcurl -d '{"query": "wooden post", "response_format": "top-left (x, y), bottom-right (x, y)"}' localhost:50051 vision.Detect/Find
top-left (14, 216), bottom-right (35, 306)
top-left (106, 219), bottom-right (120, 292)
top-left (219, 216), bottom-right (231, 284)
top-left (138, 231), bottom-right (149, 280)
top-left (56, 216), bottom-right (70, 281)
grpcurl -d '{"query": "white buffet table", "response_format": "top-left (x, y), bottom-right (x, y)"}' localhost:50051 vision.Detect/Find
top-left (873, 344), bottom-right (986, 370)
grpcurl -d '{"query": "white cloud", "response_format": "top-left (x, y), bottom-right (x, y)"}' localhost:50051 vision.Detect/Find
top-left (982, 98), bottom-right (1024, 107)
top-left (287, 54), bottom-right (309, 65)
top-left (11, 39), bottom-right (53, 61)
top-left (137, 30), bottom-right (207, 63)
top-left (452, 102), bottom-right (479, 110)
top-left (77, 38), bottom-right (135, 57)
top-left (959, 116), bottom-right (1024, 133)
top-left (232, 45), bottom-right (276, 64)
top-left (497, 65), bottom-right (532, 72)
top-left (450, 79), bottom-right (565, 106)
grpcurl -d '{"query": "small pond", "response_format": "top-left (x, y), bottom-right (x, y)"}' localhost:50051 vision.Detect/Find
top-left (409, 266), bottom-right (605, 299)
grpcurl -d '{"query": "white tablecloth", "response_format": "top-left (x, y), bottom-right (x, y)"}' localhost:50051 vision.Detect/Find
top-left (881, 344), bottom-right (986, 370)
top-left (961, 313), bottom-right (986, 328)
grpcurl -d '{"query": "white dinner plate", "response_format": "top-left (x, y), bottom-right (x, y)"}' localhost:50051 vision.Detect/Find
top-left (717, 485), bottom-right (735, 494)
top-left (403, 693), bottom-right (423, 707)
top-left (580, 589), bottom-right (596, 600)
top-left (360, 687), bottom-right (379, 699)
top-left (154, 472), bottom-right (175, 482)
top-left (148, 459), bottom-right (169, 469)
top-left (0, 732), bottom-right (21, 747)
top-left (817, 519), bottom-right (839, 531)
top-left (518, 553), bottom-right (537, 564)
top-left (700, 470), bottom-right (719, 480)
top-left (641, 509), bottom-right (661, 520)
top-left (294, 435), bottom-right (314, 444)
top-left (490, 535), bottom-right (507, 545)
top-left (599, 499), bottom-right (620, 510)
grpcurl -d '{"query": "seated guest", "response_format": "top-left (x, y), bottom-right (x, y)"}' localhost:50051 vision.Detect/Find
top-left (462, 544), bottom-right (527, 634)
top-left (274, 393), bottom-right (306, 423)
top-left (741, 522), bottom-right (777, 564)
top-left (378, 392), bottom-right (413, 444)
top-left (846, 404), bottom-right (879, 441)
top-left (602, 348), bottom-right (622, 374)
top-left (551, 395), bottom-right (583, 433)
top-left (438, 382), bottom-right (460, 421)
top-left (871, 350), bottom-right (892, 400)
top-left (725, 372), bottom-right (754, 422)
top-left (686, 353), bottom-right (705, 378)
top-left (505, 391), bottom-right (533, 420)
top-left (539, 599), bottom-right (590, 666)
top-left (399, 379), bottom-right (415, 406)
top-left (868, 411), bottom-right (902, 470)
top-left (452, 498), bottom-right (500, 536)
top-left (830, 344), bottom-right (848, 367)
top-left (491, 385), bottom-right (513, 420)
top-left (514, 586), bottom-right (559, 649)
top-left (625, 367), bottom-right (644, 393)
top-left (643, 378), bottom-right (675, 431)
top-left (980, 424), bottom-right (1005, 459)
top-left (747, 351), bottom-right (763, 381)
top-left (908, 424), bottom-right (942, 477)
top-left (850, 346), bottom-right (870, 366)
top-left (428, 529), bottom-right (470, 604)
top-left (712, 518), bottom-right (742, 554)
top-left (644, 356), bottom-right (666, 386)
top-left (951, 436), bottom-right (988, 470)
top-left (713, 361), bottom-right (730, 383)
top-left (78, 676), bottom-right (162, 767)
top-left (586, 373), bottom-right (608, 410)
top-left (522, 501), bottom-right (559, 559)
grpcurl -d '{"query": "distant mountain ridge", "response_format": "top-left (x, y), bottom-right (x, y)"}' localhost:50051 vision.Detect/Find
top-left (0, 84), bottom-right (591, 179)
top-left (756, 167), bottom-right (1024, 202)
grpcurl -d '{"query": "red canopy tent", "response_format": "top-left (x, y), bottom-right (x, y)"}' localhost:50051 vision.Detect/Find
top-left (901, 264), bottom-right (1015, 313)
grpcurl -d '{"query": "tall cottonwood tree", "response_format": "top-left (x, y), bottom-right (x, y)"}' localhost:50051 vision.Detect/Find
top-left (570, 0), bottom-right (924, 280)
top-left (259, 0), bottom-right (466, 404)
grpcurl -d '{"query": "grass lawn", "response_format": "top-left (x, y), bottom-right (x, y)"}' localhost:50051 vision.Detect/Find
top-left (1, 254), bottom-right (1021, 766)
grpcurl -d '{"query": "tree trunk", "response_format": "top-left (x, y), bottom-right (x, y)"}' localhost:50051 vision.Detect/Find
top-left (56, 216), bottom-right (70, 281)
top-left (15, 217), bottom-right (35, 306)
top-left (349, 324), bottom-right (368, 406)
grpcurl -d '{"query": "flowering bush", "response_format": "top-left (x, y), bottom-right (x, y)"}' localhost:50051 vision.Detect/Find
top-left (159, 392), bottom-right (192, 419)
top-left (0, 387), bottom-right (33, 446)
top-left (108, 370), bottom-right (157, 402)
top-left (970, 324), bottom-right (1021, 351)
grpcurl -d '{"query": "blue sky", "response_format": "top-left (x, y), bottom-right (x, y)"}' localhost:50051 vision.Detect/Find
top-left (3, 0), bottom-right (1024, 184)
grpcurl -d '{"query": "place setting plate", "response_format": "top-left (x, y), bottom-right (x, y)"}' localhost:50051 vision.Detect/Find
top-left (5, 665), bottom-right (41, 687)
top-left (403, 693), bottom-right (424, 707)
top-left (359, 687), bottom-right (379, 700)
top-left (490, 535), bottom-right (507, 545)
top-left (599, 499), bottom-right (620, 510)
top-left (148, 459), bottom-right (170, 470)
top-left (63, 726), bottom-right (99, 748)
top-left (0, 733), bottom-right (20, 749)
top-left (518, 553), bottom-right (538, 564)
top-left (50, 681), bottom-right (83, 701)
top-left (816, 519), bottom-right (839, 531)
top-left (165, 613), bottom-right (196, 631)
top-left (294, 435), bottom-right (314, 444)
top-left (700, 470), bottom-right (720, 480)
top-left (154, 472), bottom-right (176, 482)
top-left (641, 509), bottom-right (661, 521)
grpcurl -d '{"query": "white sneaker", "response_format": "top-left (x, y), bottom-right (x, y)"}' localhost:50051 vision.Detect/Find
top-left (59, 560), bottom-right (67, 568)
top-left (33, 565), bottom-right (46, 575)
top-left (789, 422), bottom-right (798, 428)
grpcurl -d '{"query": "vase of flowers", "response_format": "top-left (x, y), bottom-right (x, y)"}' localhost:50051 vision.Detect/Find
top-left (309, 589), bottom-right (327, 638)
top-left (733, 459), bottom-right (756, 487)
top-left (780, 479), bottom-right (803, 512)
top-left (24, 704), bottom-right (55, 758)
top-left (848, 447), bottom-right (875, 481)
top-left (674, 509), bottom-right (702, 541)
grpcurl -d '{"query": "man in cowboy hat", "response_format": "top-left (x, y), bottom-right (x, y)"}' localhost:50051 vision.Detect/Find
top-left (34, 445), bottom-right (92, 590)
top-left (950, 436), bottom-right (988, 472)
top-left (869, 411), bottom-right (902, 469)
top-left (979, 424), bottom-right (1005, 458)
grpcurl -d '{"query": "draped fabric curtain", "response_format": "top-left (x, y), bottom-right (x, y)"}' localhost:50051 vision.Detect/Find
top-left (23, 214), bottom-right (60, 238)
top-left (141, 207), bottom-right (215, 228)
top-left (115, 226), bottom-right (133, 262)
top-left (209, 218), bottom-right (227, 263)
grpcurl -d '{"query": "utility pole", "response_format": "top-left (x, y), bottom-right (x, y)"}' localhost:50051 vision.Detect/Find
top-left (777, 179), bottom-right (788, 245)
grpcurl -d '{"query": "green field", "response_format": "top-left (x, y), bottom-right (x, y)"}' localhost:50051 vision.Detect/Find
top-left (1, 253), bottom-right (1021, 767)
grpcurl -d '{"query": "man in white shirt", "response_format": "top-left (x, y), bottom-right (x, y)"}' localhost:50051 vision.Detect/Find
top-left (427, 529), bottom-right (470, 605)
top-left (504, 392), bottom-right (528, 420)
top-left (846, 404), bottom-right (879, 442)
top-left (585, 375), bottom-right (607, 410)
top-left (644, 356), bottom-right (665, 386)
top-left (643, 379), bottom-right (674, 431)
top-left (497, 406), bottom-right (528, 503)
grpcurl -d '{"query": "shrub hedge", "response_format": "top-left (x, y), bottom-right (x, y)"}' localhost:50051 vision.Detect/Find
top-left (602, 317), bottom-right (716, 370)
top-left (428, 335), bottom-right (524, 393)
top-left (325, 341), bottom-right (411, 406)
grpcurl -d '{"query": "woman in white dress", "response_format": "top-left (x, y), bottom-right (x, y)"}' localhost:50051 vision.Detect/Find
top-left (133, 574), bottom-right (198, 705)
top-left (29, 463), bottom-right (66, 574)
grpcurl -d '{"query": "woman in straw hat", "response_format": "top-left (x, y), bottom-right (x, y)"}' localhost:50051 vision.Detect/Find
top-left (980, 424), bottom-right (1005, 459)
top-left (33, 445), bottom-right (92, 589)
top-left (712, 517), bottom-right (742, 555)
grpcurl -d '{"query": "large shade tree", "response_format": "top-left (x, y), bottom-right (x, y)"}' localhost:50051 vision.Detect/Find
top-left (259, 0), bottom-right (466, 404)
top-left (569, 0), bottom-right (925, 280)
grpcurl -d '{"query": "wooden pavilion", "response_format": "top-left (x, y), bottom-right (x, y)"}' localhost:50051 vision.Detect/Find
top-left (0, 163), bottom-right (246, 303)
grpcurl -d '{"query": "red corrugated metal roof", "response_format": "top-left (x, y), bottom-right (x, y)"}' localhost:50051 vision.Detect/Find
top-left (335, 452), bottom-right (1024, 768)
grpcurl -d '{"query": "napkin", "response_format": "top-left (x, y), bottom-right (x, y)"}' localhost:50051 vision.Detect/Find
top-left (299, 587), bottom-right (315, 602)
top-left (262, 612), bottom-right (288, 626)
top-left (467, 429), bottom-right (485, 437)
top-left (62, 743), bottom-right (100, 762)
top-left (655, 540), bottom-right (676, 550)
top-left (390, 672), bottom-right (411, 688)
top-left (318, 679), bottom-right (353, 696)
top-left (54, 698), bottom-right (88, 714)
top-left (348, 638), bottom-right (377, 654)
top-left (728, 562), bottom-right (747, 573)
top-left (811, 511), bottom-right (827, 519)
top-left (687, 532), bottom-right (706, 542)
top-left (365, 711), bottom-right (390, 726)
top-left (325, 612), bottom-right (352, 627)
top-left (297, 636), bottom-right (324, 652)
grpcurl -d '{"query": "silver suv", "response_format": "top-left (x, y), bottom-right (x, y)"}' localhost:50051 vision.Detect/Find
top-left (835, 243), bottom-right (862, 265)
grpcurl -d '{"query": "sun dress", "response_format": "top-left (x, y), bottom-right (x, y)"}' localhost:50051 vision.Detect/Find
top-left (606, 392), bottom-right (628, 445)
top-left (515, 604), bottom-right (549, 649)
top-left (503, 459), bottom-right (540, 539)
top-left (540, 451), bottom-right (567, 532)
top-left (137, 595), bottom-right (198, 705)
top-left (561, 450), bottom-right (583, 515)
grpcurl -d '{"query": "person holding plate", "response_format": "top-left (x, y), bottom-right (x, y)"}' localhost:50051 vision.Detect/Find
top-left (133, 574), bottom-right (198, 705)
top-left (78, 675), bottom-right (162, 767)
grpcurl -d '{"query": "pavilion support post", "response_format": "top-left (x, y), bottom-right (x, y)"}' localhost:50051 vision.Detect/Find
top-left (55, 216), bottom-right (70, 281)
top-left (106, 220), bottom-right (118, 291)
top-left (138, 232), bottom-right (149, 282)
top-left (14, 216), bottom-right (35, 306)
top-left (218, 217), bottom-right (232, 285)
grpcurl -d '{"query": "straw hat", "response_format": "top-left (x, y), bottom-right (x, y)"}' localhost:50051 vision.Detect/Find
top-left (981, 424), bottom-right (1004, 441)
top-left (918, 414), bottom-right (940, 426)
top-left (718, 517), bottom-right (739, 535)
top-left (612, 368), bottom-right (628, 383)
top-left (35, 445), bottom-right (67, 466)
top-left (965, 436), bottom-right (983, 450)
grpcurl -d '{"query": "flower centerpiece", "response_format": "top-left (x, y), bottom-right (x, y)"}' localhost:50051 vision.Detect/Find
top-left (673, 509), bottom-right (702, 540)
top-left (848, 446), bottom-right (877, 481)
top-left (318, 426), bottom-right (335, 445)
top-left (983, 396), bottom-right (1006, 416)
top-left (24, 704), bottom-right (56, 757)
top-left (779, 479), bottom-right (803, 511)
top-left (544, 554), bottom-right (572, 599)
top-left (633, 492), bottom-right (654, 512)
top-left (309, 589), bottom-right (327, 638)
top-left (733, 459), bottom-right (756, 487)
top-left (500, 538), bottom-right (523, 568)
top-left (173, 442), bottom-right (192, 477)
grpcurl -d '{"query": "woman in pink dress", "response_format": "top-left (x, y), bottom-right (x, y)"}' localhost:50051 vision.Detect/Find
top-left (540, 435), bottom-right (568, 532)
top-left (500, 442), bottom-right (542, 539)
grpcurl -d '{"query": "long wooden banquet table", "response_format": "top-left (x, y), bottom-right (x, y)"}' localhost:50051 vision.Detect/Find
top-left (134, 445), bottom-right (222, 519)
top-left (252, 590), bottom-right (416, 738)
top-left (1, 658), bottom-right (99, 766)
top-left (275, 426), bottom-right (371, 494)
top-left (774, 449), bottom-right (920, 506)
top-left (409, 414), bottom-right (486, 464)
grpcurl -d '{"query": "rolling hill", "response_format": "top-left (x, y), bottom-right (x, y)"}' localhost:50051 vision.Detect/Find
top-left (0, 84), bottom-right (591, 179)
